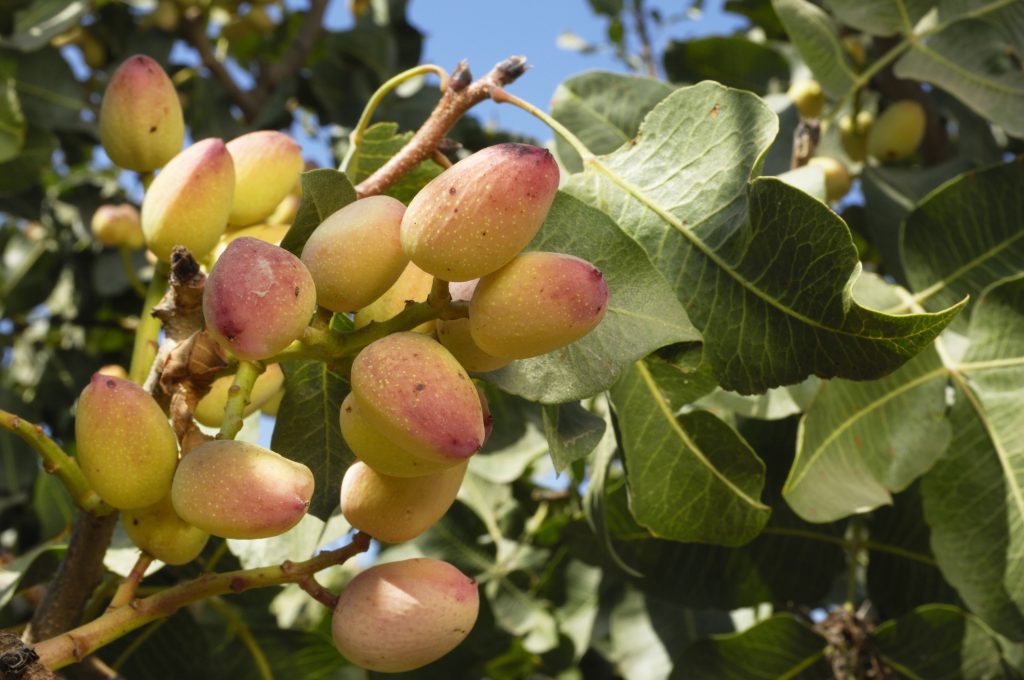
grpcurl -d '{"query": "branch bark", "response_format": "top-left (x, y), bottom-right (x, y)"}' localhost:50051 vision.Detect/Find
top-left (34, 533), bottom-right (372, 670)
top-left (354, 56), bottom-right (530, 198)
top-left (253, 0), bottom-right (329, 108)
top-left (181, 15), bottom-right (260, 122)
top-left (23, 512), bottom-right (119, 644)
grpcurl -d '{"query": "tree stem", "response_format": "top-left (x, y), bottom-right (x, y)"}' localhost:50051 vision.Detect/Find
top-left (34, 533), bottom-right (372, 670)
top-left (24, 511), bottom-right (120, 644)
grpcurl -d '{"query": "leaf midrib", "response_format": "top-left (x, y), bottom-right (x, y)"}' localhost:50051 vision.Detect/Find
top-left (586, 157), bottom-right (944, 340)
top-left (635, 361), bottom-right (769, 511)
top-left (907, 228), bottom-right (1024, 310)
top-left (559, 85), bottom-right (632, 143)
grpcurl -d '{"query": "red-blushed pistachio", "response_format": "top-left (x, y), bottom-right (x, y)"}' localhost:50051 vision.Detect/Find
top-left (203, 238), bottom-right (317, 361)
top-left (340, 460), bottom-right (467, 543)
top-left (99, 55), bottom-right (184, 171)
top-left (226, 131), bottom-right (304, 227)
top-left (91, 204), bottom-right (144, 248)
top-left (436, 279), bottom-right (510, 372)
top-left (75, 374), bottom-right (178, 510)
top-left (476, 385), bottom-right (494, 445)
top-left (332, 558), bottom-right (479, 672)
top-left (340, 394), bottom-right (455, 477)
top-left (301, 196), bottom-right (409, 312)
top-left (123, 493), bottom-right (209, 565)
top-left (141, 138), bottom-right (235, 261)
top-left (171, 440), bottom-right (313, 539)
top-left (193, 363), bottom-right (285, 427)
top-left (470, 252), bottom-right (609, 359)
top-left (353, 261), bottom-right (435, 335)
top-left (868, 100), bottom-right (926, 163)
top-left (349, 333), bottom-right (485, 469)
top-left (401, 143), bottom-right (559, 281)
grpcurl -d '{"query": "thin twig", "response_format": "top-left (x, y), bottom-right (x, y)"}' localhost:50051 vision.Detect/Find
top-left (107, 554), bottom-right (154, 611)
top-left (0, 410), bottom-right (110, 515)
top-left (34, 533), bottom-right (372, 670)
top-left (294, 573), bottom-right (339, 609)
top-left (181, 15), bottom-right (259, 122)
top-left (217, 360), bottom-right (263, 440)
top-left (254, 0), bottom-right (330, 108)
top-left (355, 56), bottom-right (530, 198)
top-left (631, 0), bottom-right (657, 78)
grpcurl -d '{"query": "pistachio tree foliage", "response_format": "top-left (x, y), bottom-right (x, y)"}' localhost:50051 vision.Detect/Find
top-left (1, 0), bottom-right (1023, 677)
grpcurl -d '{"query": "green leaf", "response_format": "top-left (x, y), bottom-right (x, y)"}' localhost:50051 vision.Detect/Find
top-left (485, 192), bottom-right (699, 403)
top-left (566, 81), bottom-right (964, 394)
top-left (610, 360), bottom-right (770, 545)
top-left (0, 540), bottom-right (65, 609)
top-left (542, 402), bottom-right (606, 473)
top-left (672, 614), bottom-right (829, 679)
top-left (894, 5), bottom-right (1024, 137)
top-left (279, 169), bottom-right (357, 256)
top-left (270, 361), bottom-right (354, 520)
top-left (0, 57), bottom-right (25, 163)
top-left (346, 121), bottom-right (444, 204)
top-left (860, 158), bottom-right (974, 285)
top-left (31, 471), bottom-right (74, 540)
top-left (605, 585), bottom-right (733, 680)
top-left (875, 605), bottom-right (1021, 679)
top-left (227, 513), bottom-right (348, 569)
top-left (867, 485), bottom-right (961, 620)
top-left (662, 37), bottom-right (790, 93)
top-left (922, 274), bottom-right (1024, 638)
top-left (821, 0), bottom-right (932, 36)
top-left (550, 70), bottom-right (674, 173)
top-left (13, 48), bottom-right (82, 131)
top-left (641, 344), bottom-right (718, 408)
top-left (784, 345), bottom-right (950, 522)
top-left (0, 0), bottom-right (88, 52)
top-left (903, 159), bottom-right (1024, 319)
top-left (772, 0), bottom-right (857, 98)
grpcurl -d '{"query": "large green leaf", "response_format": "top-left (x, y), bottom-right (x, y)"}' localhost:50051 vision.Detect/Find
top-left (821, 0), bottom-right (933, 36)
top-left (922, 274), bottom-right (1024, 638)
top-left (566, 81), bottom-right (963, 394)
top-left (345, 121), bottom-right (444, 204)
top-left (280, 169), bottom-right (357, 257)
top-left (672, 614), bottom-right (829, 679)
top-left (594, 418), bottom-right (847, 610)
top-left (894, 4), bottom-right (1024, 137)
top-left (485, 192), bottom-right (699, 403)
top-left (270, 361), bottom-right (353, 520)
top-left (784, 345), bottom-right (949, 522)
top-left (875, 605), bottom-right (1022, 679)
top-left (902, 159), bottom-right (1024, 319)
top-left (610, 361), bottom-right (770, 545)
top-left (550, 70), bottom-right (674, 173)
top-left (662, 36), bottom-right (790, 94)
top-left (771, 0), bottom-right (857, 98)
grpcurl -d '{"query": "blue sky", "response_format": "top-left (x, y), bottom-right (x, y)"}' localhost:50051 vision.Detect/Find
top-left (322, 0), bottom-right (746, 142)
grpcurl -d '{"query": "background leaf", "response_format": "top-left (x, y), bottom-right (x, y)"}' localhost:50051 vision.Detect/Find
top-left (345, 121), bottom-right (444, 204)
top-left (922, 274), bottom-right (1024, 639)
top-left (610, 360), bottom-right (770, 545)
top-left (672, 614), bottom-right (828, 679)
top-left (280, 169), bottom-right (357, 256)
top-left (542, 401), bottom-right (606, 473)
top-left (550, 70), bottom-right (674, 173)
top-left (772, 0), bottom-right (856, 98)
top-left (662, 36), bottom-right (789, 93)
top-left (271, 361), bottom-right (353, 520)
